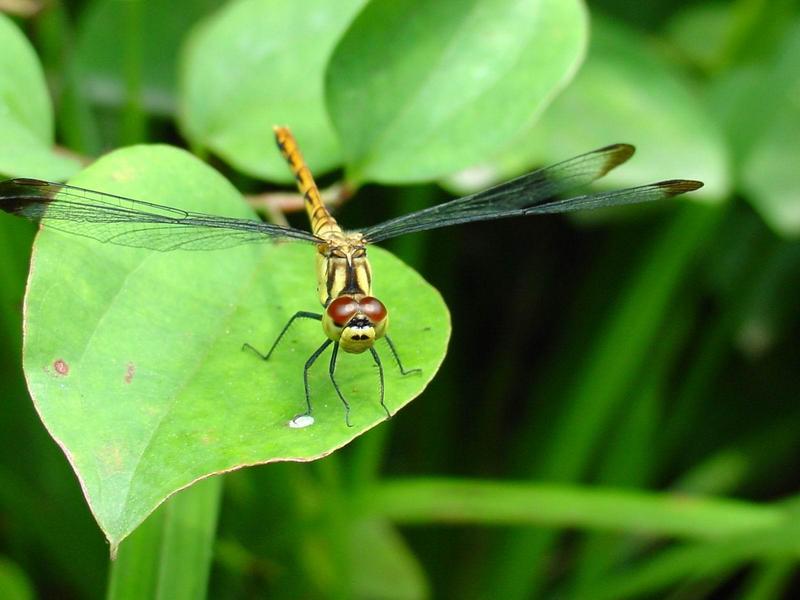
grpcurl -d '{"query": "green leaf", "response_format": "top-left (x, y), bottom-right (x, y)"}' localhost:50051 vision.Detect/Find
top-left (325, 0), bottom-right (587, 184)
top-left (154, 476), bottom-right (221, 597)
top-left (106, 506), bottom-right (165, 598)
top-left (706, 22), bottom-right (800, 166)
top-left (0, 13), bottom-right (80, 179)
top-left (0, 558), bottom-right (34, 600)
top-left (179, 0), bottom-right (367, 181)
top-left (738, 25), bottom-right (800, 237)
top-left (445, 17), bottom-right (729, 202)
top-left (742, 119), bottom-right (800, 236)
top-left (108, 477), bottom-right (221, 598)
top-left (483, 203), bottom-right (723, 597)
top-left (349, 519), bottom-right (428, 600)
top-left (73, 0), bottom-right (219, 117)
top-left (370, 478), bottom-right (783, 537)
top-left (665, 3), bottom-right (732, 71)
top-left (583, 522), bottom-right (800, 600)
top-left (21, 146), bottom-right (449, 549)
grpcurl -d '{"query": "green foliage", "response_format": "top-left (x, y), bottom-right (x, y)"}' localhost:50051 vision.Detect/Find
top-left (445, 17), bottom-right (730, 199)
top-left (326, 0), bottom-right (587, 183)
top-left (736, 25), bottom-right (800, 236)
top-left (107, 477), bottom-right (222, 599)
top-left (73, 0), bottom-right (220, 116)
top-left (180, 0), bottom-right (367, 181)
top-left (0, 13), bottom-right (79, 179)
top-left (22, 145), bottom-right (447, 548)
top-left (0, 558), bottom-right (34, 600)
top-left (1, 1), bottom-right (799, 599)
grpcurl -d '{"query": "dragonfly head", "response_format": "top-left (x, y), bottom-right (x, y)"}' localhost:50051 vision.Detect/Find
top-left (323, 295), bottom-right (388, 354)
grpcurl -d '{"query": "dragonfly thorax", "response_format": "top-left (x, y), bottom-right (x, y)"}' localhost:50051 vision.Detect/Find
top-left (322, 295), bottom-right (388, 353)
top-left (315, 228), bottom-right (384, 353)
top-left (315, 231), bottom-right (372, 306)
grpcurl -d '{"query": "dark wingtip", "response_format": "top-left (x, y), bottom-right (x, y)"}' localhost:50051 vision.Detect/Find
top-left (10, 178), bottom-right (51, 186)
top-left (599, 143), bottom-right (635, 176)
top-left (0, 178), bottom-right (52, 196)
top-left (0, 178), bottom-right (57, 215)
top-left (658, 179), bottom-right (705, 196)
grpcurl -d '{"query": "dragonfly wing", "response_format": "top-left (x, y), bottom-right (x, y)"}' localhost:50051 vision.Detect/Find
top-left (360, 144), bottom-right (637, 243)
top-left (0, 178), bottom-right (322, 251)
top-left (524, 179), bottom-right (704, 215)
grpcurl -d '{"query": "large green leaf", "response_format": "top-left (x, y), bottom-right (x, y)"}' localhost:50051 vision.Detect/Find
top-left (179, 0), bottom-right (366, 181)
top-left (0, 13), bottom-right (80, 179)
top-left (445, 17), bottom-right (729, 202)
top-left (325, 0), bottom-right (587, 184)
top-left (22, 146), bottom-right (449, 549)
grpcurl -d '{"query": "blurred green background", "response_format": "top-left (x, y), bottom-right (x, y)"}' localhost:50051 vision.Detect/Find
top-left (1, 0), bottom-right (799, 598)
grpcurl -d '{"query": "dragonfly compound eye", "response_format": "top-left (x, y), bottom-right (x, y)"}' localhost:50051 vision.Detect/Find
top-left (327, 296), bottom-right (359, 327)
top-left (359, 297), bottom-right (387, 323)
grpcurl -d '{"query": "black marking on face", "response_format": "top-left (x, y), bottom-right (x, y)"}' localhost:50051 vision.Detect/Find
top-left (325, 263), bottom-right (337, 300)
top-left (348, 316), bottom-right (372, 328)
top-left (343, 262), bottom-right (361, 295)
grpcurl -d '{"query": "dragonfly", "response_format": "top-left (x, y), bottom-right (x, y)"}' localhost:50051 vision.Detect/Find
top-left (0, 127), bottom-right (703, 426)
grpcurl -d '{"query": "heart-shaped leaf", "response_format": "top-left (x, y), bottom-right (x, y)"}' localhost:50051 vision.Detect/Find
top-left (0, 13), bottom-right (80, 179)
top-left (22, 145), bottom-right (449, 550)
top-left (179, 0), bottom-right (367, 181)
top-left (325, 0), bottom-right (587, 184)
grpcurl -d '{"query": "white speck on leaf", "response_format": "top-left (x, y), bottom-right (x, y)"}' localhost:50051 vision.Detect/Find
top-left (289, 415), bottom-right (315, 429)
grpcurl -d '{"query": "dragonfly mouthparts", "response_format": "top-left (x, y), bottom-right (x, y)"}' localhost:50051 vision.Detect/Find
top-left (348, 316), bottom-right (372, 328)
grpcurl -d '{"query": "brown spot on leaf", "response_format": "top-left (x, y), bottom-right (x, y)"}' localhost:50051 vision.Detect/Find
top-left (124, 362), bottom-right (135, 384)
top-left (53, 359), bottom-right (69, 376)
top-left (97, 444), bottom-right (125, 476)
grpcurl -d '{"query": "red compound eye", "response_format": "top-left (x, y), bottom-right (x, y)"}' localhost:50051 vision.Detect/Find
top-left (359, 297), bottom-right (387, 322)
top-left (327, 297), bottom-right (359, 326)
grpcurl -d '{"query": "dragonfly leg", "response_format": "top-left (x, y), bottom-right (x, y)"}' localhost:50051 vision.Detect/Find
top-left (242, 311), bottom-right (322, 360)
top-left (384, 335), bottom-right (421, 376)
top-left (369, 347), bottom-right (390, 419)
top-left (328, 342), bottom-right (352, 427)
top-left (301, 339), bottom-right (333, 418)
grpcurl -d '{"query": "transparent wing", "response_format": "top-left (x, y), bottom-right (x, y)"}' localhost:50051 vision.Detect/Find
top-left (360, 144), bottom-right (703, 243)
top-left (0, 178), bottom-right (323, 251)
top-left (522, 179), bottom-right (703, 215)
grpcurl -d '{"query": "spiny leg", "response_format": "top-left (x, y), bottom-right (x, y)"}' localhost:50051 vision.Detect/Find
top-left (300, 339), bottom-right (333, 418)
top-left (328, 342), bottom-right (352, 427)
top-left (369, 347), bottom-right (390, 419)
top-left (384, 335), bottom-right (421, 376)
top-left (242, 311), bottom-right (322, 360)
